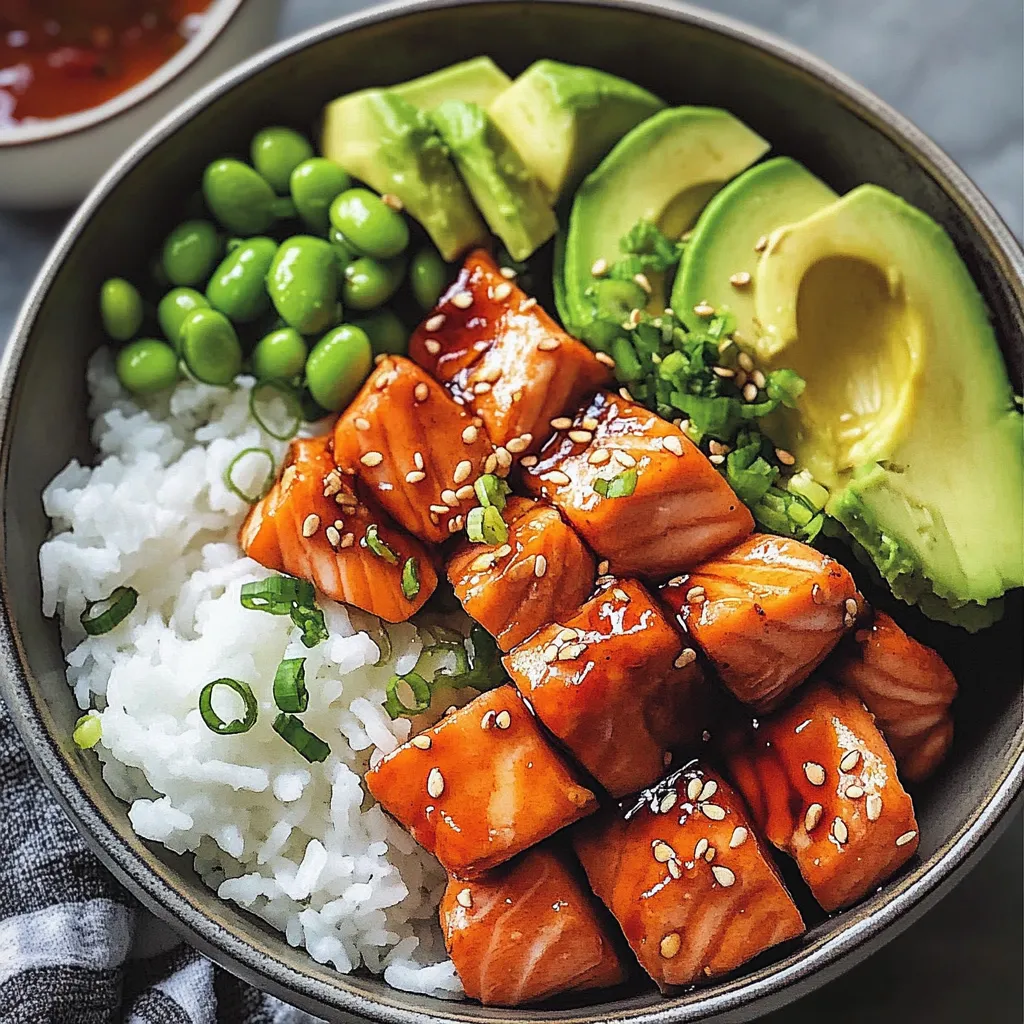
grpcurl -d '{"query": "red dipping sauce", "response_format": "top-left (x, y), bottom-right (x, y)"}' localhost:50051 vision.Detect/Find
top-left (0, 0), bottom-right (211, 128)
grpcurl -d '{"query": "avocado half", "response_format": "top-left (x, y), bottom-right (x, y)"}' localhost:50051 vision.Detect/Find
top-left (754, 184), bottom-right (1023, 625)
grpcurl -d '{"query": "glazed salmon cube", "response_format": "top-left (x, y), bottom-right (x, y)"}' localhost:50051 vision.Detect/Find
top-left (410, 249), bottom-right (611, 452)
top-left (522, 391), bottom-right (753, 577)
top-left (366, 685), bottom-right (598, 877)
top-left (333, 356), bottom-right (495, 544)
top-left (827, 611), bottom-right (957, 783)
top-left (573, 761), bottom-right (804, 992)
top-left (723, 679), bottom-right (920, 912)
top-left (239, 436), bottom-right (437, 622)
top-left (447, 496), bottom-right (596, 651)
top-left (660, 534), bottom-right (860, 712)
top-left (439, 842), bottom-right (629, 1006)
top-left (504, 577), bottom-right (715, 798)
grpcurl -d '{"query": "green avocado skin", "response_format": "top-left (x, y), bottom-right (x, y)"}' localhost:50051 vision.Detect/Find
top-left (431, 100), bottom-right (557, 262)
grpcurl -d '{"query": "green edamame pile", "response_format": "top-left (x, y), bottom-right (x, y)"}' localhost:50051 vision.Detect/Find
top-left (97, 123), bottom-right (455, 419)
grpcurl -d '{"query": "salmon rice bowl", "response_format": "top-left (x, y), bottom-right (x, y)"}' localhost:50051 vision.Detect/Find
top-left (40, 56), bottom-right (1022, 1007)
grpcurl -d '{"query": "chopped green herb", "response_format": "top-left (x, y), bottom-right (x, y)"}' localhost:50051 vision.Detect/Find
top-left (224, 447), bottom-right (275, 504)
top-left (594, 468), bottom-right (638, 499)
top-left (364, 524), bottom-right (398, 564)
top-left (249, 380), bottom-right (302, 441)
top-left (80, 586), bottom-right (138, 636)
top-left (466, 504), bottom-right (509, 545)
top-left (384, 671), bottom-right (432, 719)
top-left (241, 576), bottom-right (315, 614)
top-left (474, 473), bottom-right (510, 510)
top-left (73, 713), bottom-right (102, 749)
top-left (401, 557), bottom-right (420, 600)
top-left (273, 713), bottom-right (330, 762)
top-left (290, 603), bottom-right (329, 648)
top-left (199, 678), bottom-right (258, 735)
top-left (272, 657), bottom-right (308, 713)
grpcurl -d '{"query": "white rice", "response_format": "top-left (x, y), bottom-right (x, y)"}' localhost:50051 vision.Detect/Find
top-left (38, 349), bottom-right (467, 999)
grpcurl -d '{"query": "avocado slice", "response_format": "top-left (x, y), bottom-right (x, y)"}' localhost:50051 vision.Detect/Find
top-left (562, 107), bottom-right (769, 337)
top-left (321, 90), bottom-right (487, 261)
top-left (673, 157), bottom-right (837, 338)
top-left (755, 184), bottom-right (1023, 622)
top-left (394, 57), bottom-right (512, 110)
top-left (489, 60), bottom-right (665, 204)
top-left (430, 100), bottom-right (557, 261)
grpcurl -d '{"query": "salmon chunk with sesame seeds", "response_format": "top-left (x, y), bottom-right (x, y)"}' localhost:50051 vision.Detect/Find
top-left (826, 611), bottom-right (957, 783)
top-left (522, 391), bottom-right (753, 578)
top-left (239, 435), bottom-right (437, 622)
top-left (439, 842), bottom-right (629, 1006)
top-left (410, 250), bottom-right (612, 454)
top-left (723, 679), bottom-right (920, 912)
top-left (660, 534), bottom-right (860, 712)
top-left (447, 496), bottom-right (597, 652)
top-left (333, 356), bottom-right (495, 544)
top-left (573, 761), bottom-right (804, 992)
top-left (504, 577), bottom-right (716, 798)
top-left (366, 685), bottom-right (599, 878)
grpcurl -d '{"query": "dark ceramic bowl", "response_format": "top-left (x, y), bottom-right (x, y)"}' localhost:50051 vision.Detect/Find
top-left (1, 2), bottom-right (1021, 1022)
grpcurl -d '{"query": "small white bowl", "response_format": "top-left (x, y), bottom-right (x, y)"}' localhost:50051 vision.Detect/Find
top-left (0, 0), bottom-right (281, 210)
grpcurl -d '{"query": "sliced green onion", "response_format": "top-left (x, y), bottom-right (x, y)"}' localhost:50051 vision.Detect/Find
top-left (272, 657), bottom-right (308, 713)
top-left (426, 639), bottom-right (471, 677)
top-left (241, 576), bottom-right (315, 614)
top-left (465, 505), bottom-right (486, 542)
top-left (250, 380), bottom-right (302, 441)
top-left (364, 524), bottom-right (398, 564)
top-left (224, 447), bottom-right (275, 504)
top-left (482, 505), bottom-right (508, 544)
top-left (384, 671), bottom-right (432, 719)
top-left (373, 625), bottom-right (393, 666)
top-left (594, 468), bottom-right (638, 499)
top-left (199, 678), bottom-right (258, 735)
top-left (290, 603), bottom-right (328, 648)
top-left (474, 473), bottom-right (509, 510)
top-left (273, 713), bottom-right (330, 762)
top-left (441, 625), bottom-right (505, 691)
top-left (401, 557), bottom-right (421, 600)
top-left (80, 586), bottom-right (138, 636)
top-left (73, 713), bottom-right (102, 749)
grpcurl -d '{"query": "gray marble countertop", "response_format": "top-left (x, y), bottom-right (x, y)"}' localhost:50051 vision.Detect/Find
top-left (0, 1), bottom-right (1020, 1021)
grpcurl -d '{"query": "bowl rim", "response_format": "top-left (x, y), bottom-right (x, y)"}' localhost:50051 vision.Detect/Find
top-left (1, 1), bottom-right (1022, 1021)
top-left (0, 0), bottom-right (250, 149)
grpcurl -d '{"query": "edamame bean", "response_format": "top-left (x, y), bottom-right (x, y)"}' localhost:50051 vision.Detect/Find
top-left (180, 308), bottom-right (243, 386)
top-left (351, 309), bottom-right (408, 356)
top-left (115, 339), bottom-right (179, 394)
top-left (290, 158), bottom-right (351, 234)
top-left (202, 158), bottom-right (285, 236)
top-left (251, 127), bottom-right (314, 194)
top-left (161, 220), bottom-right (220, 286)
top-left (409, 246), bottom-right (448, 310)
top-left (252, 327), bottom-right (308, 381)
top-left (329, 188), bottom-right (409, 260)
top-left (342, 256), bottom-right (404, 312)
top-left (266, 235), bottom-right (339, 335)
top-left (305, 325), bottom-right (373, 412)
top-left (329, 227), bottom-right (359, 266)
top-left (99, 278), bottom-right (143, 341)
top-left (205, 236), bottom-right (278, 323)
top-left (157, 287), bottom-right (210, 350)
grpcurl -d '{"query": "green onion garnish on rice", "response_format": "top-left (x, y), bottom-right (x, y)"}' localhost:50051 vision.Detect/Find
top-left (80, 585), bottom-right (138, 636)
top-left (272, 657), bottom-right (308, 714)
top-left (240, 576), bottom-right (316, 614)
top-left (223, 447), bottom-right (275, 504)
top-left (384, 671), bottom-right (432, 719)
top-left (401, 557), bottom-right (420, 600)
top-left (73, 712), bottom-right (102, 749)
top-left (290, 603), bottom-right (329, 648)
top-left (249, 380), bottom-right (302, 441)
top-left (199, 678), bottom-right (258, 735)
top-left (273, 713), bottom-right (330, 762)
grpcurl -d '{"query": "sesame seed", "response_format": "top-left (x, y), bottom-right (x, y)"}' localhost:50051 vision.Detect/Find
top-left (612, 587), bottom-right (630, 602)
top-left (693, 302), bottom-right (715, 318)
top-left (456, 484), bottom-right (475, 501)
top-left (452, 460), bottom-right (472, 485)
top-left (634, 272), bottom-right (653, 294)
top-left (382, 193), bottom-right (403, 211)
top-left (481, 710), bottom-right (496, 729)
top-left (445, 705), bottom-right (457, 716)
top-left (659, 790), bottom-right (678, 814)
top-left (405, 470), bottom-right (426, 483)
top-left (832, 818), bottom-right (849, 844)
top-left (543, 470), bottom-right (571, 486)
top-left (542, 643), bottom-right (560, 663)
top-left (470, 552), bottom-right (496, 572)
top-left (674, 648), bottom-right (697, 669)
top-left (333, 519), bottom-right (344, 531)
top-left (652, 841), bottom-right (675, 863)
top-left (520, 297), bottom-right (537, 311)
top-left (554, 627), bottom-right (579, 644)
top-left (845, 597), bottom-right (859, 618)
top-left (534, 555), bottom-right (547, 578)
top-left (687, 778), bottom-right (703, 802)
top-left (613, 450), bottom-right (637, 467)
top-left (375, 371), bottom-right (396, 390)
top-left (805, 803), bottom-right (823, 831)
top-left (752, 369), bottom-right (766, 388)
top-left (557, 642), bottom-right (587, 661)
top-left (340, 532), bottom-right (355, 548)
top-left (804, 762), bottom-right (826, 786)
top-left (743, 382), bottom-right (759, 402)
top-left (484, 453), bottom-right (498, 474)
top-left (441, 489), bottom-right (459, 507)
top-left (461, 425), bottom-right (478, 444)
top-left (659, 932), bottom-right (682, 959)
top-left (520, 455), bottom-right (538, 467)
top-left (360, 451), bottom-right (383, 468)
top-left (568, 429), bottom-right (593, 444)
top-left (500, 266), bottom-right (517, 279)
top-left (550, 416), bottom-right (573, 430)
top-left (667, 858), bottom-right (682, 879)
top-left (729, 827), bottom-right (748, 849)
top-left (494, 544), bottom-right (512, 559)
top-left (429, 503), bottom-right (449, 514)
top-left (712, 365), bottom-right (735, 379)
top-left (595, 351), bottom-right (616, 368)
top-left (506, 434), bottom-right (531, 453)
top-left (694, 837), bottom-right (709, 860)
top-left (711, 865), bottom-right (737, 890)
top-left (302, 513), bottom-right (321, 537)
top-left (896, 830), bottom-right (917, 847)
top-left (353, 418), bottom-right (371, 434)
top-left (845, 785), bottom-right (865, 799)
top-left (619, 387), bottom-right (634, 401)
top-left (425, 314), bottom-right (446, 333)
top-left (597, 560), bottom-right (610, 575)
top-left (839, 749), bottom-right (861, 773)
top-left (411, 735), bottom-right (432, 750)
top-left (322, 472), bottom-right (342, 497)
top-left (448, 517), bottom-right (462, 534)
top-left (410, 383), bottom-right (429, 405)
top-left (708, 440), bottom-right (730, 456)
top-left (473, 381), bottom-right (492, 395)
top-left (493, 281), bottom-right (513, 301)
top-left (702, 803), bottom-right (726, 821)
top-left (704, 846), bottom-right (716, 862)
top-left (325, 526), bottom-right (340, 547)
top-left (866, 794), bottom-right (883, 821)
top-left (456, 888), bottom-right (473, 908)
top-left (775, 447), bottom-right (796, 466)
top-left (686, 586), bottom-right (706, 603)
top-left (811, 583), bottom-right (825, 605)
top-left (729, 271), bottom-right (752, 288)
top-left (698, 779), bottom-right (718, 803)
top-left (663, 435), bottom-right (684, 457)
top-left (667, 575), bottom-right (686, 587)
top-left (426, 767), bottom-right (444, 798)
top-left (626, 307), bottom-right (642, 329)
top-left (451, 291), bottom-right (473, 309)
top-left (538, 337), bottom-right (561, 351)
top-left (591, 258), bottom-right (609, 277)
top-left (423, 338), bottom-right (441, 356)
top-left (737, 352), bottom-right (754, 372)
top-left (588, 448), bottom-right (611, 465)
top-left (494, 710), bottom-right (512, 730)
top-left (754, 234), bottom-right (769, 252)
